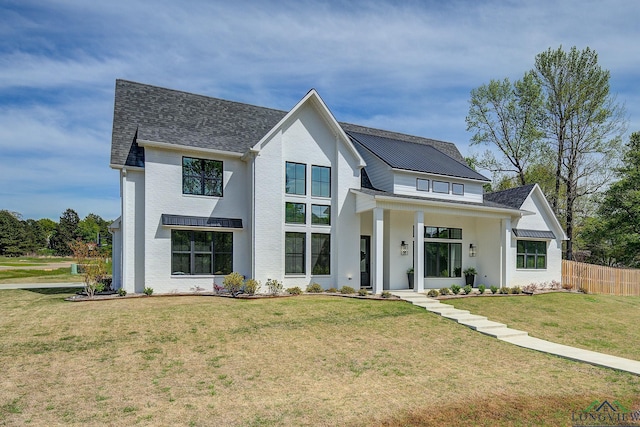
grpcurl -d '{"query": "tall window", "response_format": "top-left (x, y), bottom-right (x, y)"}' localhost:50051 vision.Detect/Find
top-left (311, 233), bottom-right (330, 275)
top-left (517, 241), bottom-right (547, 269)
top-left (285, 232), bottom-right (305, 274)
top-left (285, 162), bottom-right (306, 195)
top-left (311, 205), bottom-right (330, 225)
top-left (182, 157), bottom-right (223, 196)
top-left (425, 226), bottom-right (462, 277)
top-left (311, 165), bottom-right (331, 197)
top-left (171, 230), bottom-right (233, 275)
top-left (285, 202), bottom-right (306, 224)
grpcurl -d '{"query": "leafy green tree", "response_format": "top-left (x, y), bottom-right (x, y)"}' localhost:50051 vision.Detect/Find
top-left (22, 219), bottom-right (47, 254)
top-left (466, 72), bottom-right (545, 186)
top-left (77, 213), bottom-right (112, 248)
top-left (37, 218), bottom-right (57, 247)
top-left (50, 209), bottom-right (81, 256)
top-left (0, 210), bottom-right (26, 256)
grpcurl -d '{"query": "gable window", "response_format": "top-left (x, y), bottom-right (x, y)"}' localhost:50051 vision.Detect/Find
top-left (416, 178), bottom-right (429, 192)
top-left (311, 165), bottom-right (331, 197)
top-left (433, 181), bottom-right (449, 194)
top-left (311, 205), bottom-right (330, 225)
top-left (183, 157), bottom-right (223, 196)
top-left (285, 232), bottom-right (305, 274)
top-left (286, 162), bottom-right (306, 195)
top-left (517, 240), bottom-right (547, 269)
top-left (171, 230), bottom-right (233, 275)
top-left (285, 202), bottom-right (306, 224)
top-left (452, 183), bottom-right (464, 195)
top-left (311, 233), bottom-right (331, 275)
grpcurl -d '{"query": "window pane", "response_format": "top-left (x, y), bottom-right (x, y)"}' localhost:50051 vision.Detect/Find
top-left (194, 254), bottom-right (212, 275)
top-left (425, 227), bottom-right (438, 238)
top-left (438, 243), bottom-right (449, 277)
top-left (437, 228), bottom-right (449, 239)
top-left (517, 255), bottom-right (524, 269)
top-left (517, 241), bottom-right (525, 253)
top-left (450, 228), bottom-right (462, 239)
top-left (285, 232), bottom-right (305, 274)
top-left (433, 181), bottom-right (449, 193)
top-left (311, 205), bottom-right (330, 225)
top-left (452, 183), bottom-right (464, 195)
top-left (536, 255), bottom-right (546, 269)
top-left (213, 232), bottom-right (233, 275)
top-left (214, 254), bottom-right (232, 275)
top-left (526, 255), bottom-right (536, 269)
top-left (311, 166), bottom-right (330, 197)
top-left (286, 202), bottom-right (306, 224)
top-left (286, 162), bottom-right (306, 195)
top-left (425, 242), bottom-right (438, 277)
top-left (451, 243), bottom-right (462, 277)
top-left (311, 234), bottom-right (330, 275)
top-left (172, 253), bottom-right (190, 275)
top-left (193, 231), bottom-right (213, 252)
top-left (417, 179), bottom-right (429, 191)
top-left (172, 230), bottom-right (190, 251)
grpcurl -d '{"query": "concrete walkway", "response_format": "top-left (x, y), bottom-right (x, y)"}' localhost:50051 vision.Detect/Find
top-left (392, 290), bottom-right (640, 376)
top-left (0, 282), bottom-right (84, 290)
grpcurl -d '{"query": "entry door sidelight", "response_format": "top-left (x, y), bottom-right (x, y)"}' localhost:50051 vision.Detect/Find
top-left (360, 236), bottom-right (371, 288)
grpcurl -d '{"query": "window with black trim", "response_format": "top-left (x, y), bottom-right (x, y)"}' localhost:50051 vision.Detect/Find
top-left (183, 157), bottom-right (223, 196)
top-left (433, 181), bottom-right (449, 194)
top-left (311, 205), bottom-right (330, 225)
top-left (285, 202), bottom-right (306, 224)
top-left (452, 183), bottom-right (464, 195)
top-left (517, 240), bottom-right (547, 269)
top-left (417, 178), bottom-right (429, 191)
top-left (425, 227), bottom-right (462, 239)
top-left (285, 162), bottom-right (306, 195)
top-left (285, 232), bottom-right (305, 274)
top-left (311, 233), bottom-right (330, 275)
top-left (425, 242), bottom-right (462, 278)
top-left (171, 230), bottom-right (232, 275)
top-left (311, 165), bottom-right (331, 197)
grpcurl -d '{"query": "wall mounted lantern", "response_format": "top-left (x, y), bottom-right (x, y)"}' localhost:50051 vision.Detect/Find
top-left (469, 244), bottom-right (477, 257)
top-left (400, 241), bottom-right (409, 256)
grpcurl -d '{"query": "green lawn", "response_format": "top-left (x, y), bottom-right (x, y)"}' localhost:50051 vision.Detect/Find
top-left (0, 290), bottom-right (638, 426)
top-left (446, 292), bottom-right (640, 361)
top-left (0, 256), bottom-right (73, 265)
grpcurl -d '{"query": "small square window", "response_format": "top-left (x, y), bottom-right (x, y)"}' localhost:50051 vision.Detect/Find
top-left (311, 205), bottom-right (330, 225)
top-left (417, 178), bottom-right (429, 191)
top-left (452, 183), bottom-right (464, 195)
top-left (285, 202), bottom-right (306, 224)
top-left (433, 181), bottom-right (449, 194)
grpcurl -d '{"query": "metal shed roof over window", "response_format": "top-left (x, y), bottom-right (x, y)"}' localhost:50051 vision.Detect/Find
top-left (161, 214), bottom-right (243, 229)
top-left (512, 228), bottom-right (555, 239)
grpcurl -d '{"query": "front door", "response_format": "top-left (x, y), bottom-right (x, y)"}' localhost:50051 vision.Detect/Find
top-left (360, 236), bottom-right (371, 288)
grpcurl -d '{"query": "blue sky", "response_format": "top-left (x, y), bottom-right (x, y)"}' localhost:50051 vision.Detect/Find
top-left (1, 0), bottom-right (639, 221)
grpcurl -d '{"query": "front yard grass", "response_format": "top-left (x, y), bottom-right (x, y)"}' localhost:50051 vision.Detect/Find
top-left (0, 267), bottom-right (78, 284)
top-left (0, 290), bottom-right (639, 426)
top-left (446, 292), bottom-right (640, 361)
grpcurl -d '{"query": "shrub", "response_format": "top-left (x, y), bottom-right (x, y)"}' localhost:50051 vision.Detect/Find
top-left (523, 283), bottom-right (538, 294)
top-left (463, 285), bottom-right (472, 295)
top-left (68, 239), bottom-right (108, 298)
top-left (439, 287), bottom-right (450, 296)
top-left (478, 284), bottom-right (486, 294)
top-left (143, 287), bottom-right (154, 296)
top-left (358, 289), bottom-right (369, 296)
top-left (511, 286), bottom-right (522, 294)
top-left (213, 282), bottom-right (224, 294)
top-left (499, 287), bottom-right (510, 294)
top-left (244, 279), bottom-right (260, 295)
top-left (266, 279), bottom-right (283, 295)
top-left (490, 285), bottom-right (498, 294)
top-left (450, 284), bottom-right (461, 295)
top-left (118, 288), bottom-right (127, 297)
top-left (306, 283), bottom-right (324, 293)
top-left (340, 286), bottom-right (356, 294)
top-left (223, 272), bottom-right (245, 297)
top-left (550, 280), bottom-right (562, 290)
top-left (427, 289), bottom-right (439, 297)
top-left (381, 291), bottom-right (392, 298)
top-left (98, 276), bottom-right (113, 291)
top-left (578, 286), bottom-right (588, 294)
top-left (286, 286), bottom-right (302, 295)
top-left (326, 287), bottom-right (338, 293)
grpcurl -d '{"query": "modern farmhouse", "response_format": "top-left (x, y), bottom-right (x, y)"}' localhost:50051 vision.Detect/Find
top-left (109, 80), bottom-right (565, 294)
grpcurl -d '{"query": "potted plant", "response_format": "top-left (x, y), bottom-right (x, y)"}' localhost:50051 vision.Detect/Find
top-left (407, 267), bottom-right (414, 289)
top-left (463, 267), bottom-right (477, 287)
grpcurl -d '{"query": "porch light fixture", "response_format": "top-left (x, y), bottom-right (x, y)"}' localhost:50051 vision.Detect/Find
top-left (400, 241), bottom-right (409, 256)
top-left (469, 244), bottom-right (477, 257)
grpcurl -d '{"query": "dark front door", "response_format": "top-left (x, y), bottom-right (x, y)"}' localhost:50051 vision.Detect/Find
top-left (360, 236), bottom-right (371, 288)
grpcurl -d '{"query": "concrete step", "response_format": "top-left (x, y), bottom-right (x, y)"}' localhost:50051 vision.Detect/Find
top-left (427, 306), bottom-right (469, 315)
top-left (409, 298), bottom-right (441, 305)
top-left (478, 327), bottom-right (528, 339)
top-left (443, 313), bottom-right (488, 322)
top-left (460, 319), bottom-right (506, 330)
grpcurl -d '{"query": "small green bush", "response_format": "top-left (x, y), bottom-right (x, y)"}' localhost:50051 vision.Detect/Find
top-left (326, 287), bottom-right (338, 293)
top-left (463, 285), bottom-right (472, 295)
top-left (427, 289), bottom-right (439, 297)
top-left (306, 283), bottom-right (324, 293)
top-left (143, 287), bottom-right (154, 296)
top-left (223, 272), bottom-right (245, 297)
top-left (286, 286), bottom-right (302, 295)
top-left (118, 288), bottom-right (127, 297)
top-left (439, 287), bottom-right (450, 296)
top-left (511, 286), bottom-right (522, 294)
top-left (381, 291), bottom-right (392, 298)
top-left (266, 278), bottom-right (283, 295)
top-left (490, 285), bottom-right (499, 294)
top-left (340, 286), bottom-right (356, 294)
top-left (450, 284), bottom-right (461, 295)
top-left (478, 284), bottom-right (486, 294)
top-left (244, 279), bottom-right (260, 295)
top-left (358, 289), bottom-right (368, 296)
top-left (499, 287), bottom-right (510, 294)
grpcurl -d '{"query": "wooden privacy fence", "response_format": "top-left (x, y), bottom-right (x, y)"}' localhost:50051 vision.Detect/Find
top-left (562, 260), bottom-right (640, 296)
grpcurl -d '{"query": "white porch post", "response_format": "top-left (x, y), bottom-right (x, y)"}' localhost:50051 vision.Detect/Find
top-left (372, 207), bottom-right (384, 294)
top-left (414, 211), bottom-right (424, 292)
top-left (501, 218), bottom-right (512, 287)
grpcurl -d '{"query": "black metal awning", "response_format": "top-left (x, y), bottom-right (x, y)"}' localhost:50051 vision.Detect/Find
top-left (512, 228), bottom-right (555, 239)
top-left (161, 214), bottom-right (243, 229)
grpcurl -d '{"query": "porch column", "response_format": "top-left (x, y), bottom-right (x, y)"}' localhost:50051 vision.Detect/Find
top-left (414, 211), bottom-right (424, 292)
top-left (372, 207), bottom-right (384, 294)
top-left (500, 218), bottom-right (512, 287)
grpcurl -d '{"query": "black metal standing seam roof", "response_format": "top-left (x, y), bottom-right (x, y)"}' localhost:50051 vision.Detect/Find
top-left (483, 184), bottom-right (535, 209)
top-left (347, 131), bottom-right (490, 182)
top-left (512, 228), bottom-right (556, 239)
top-left (161, 214), bottom-right (243, 229)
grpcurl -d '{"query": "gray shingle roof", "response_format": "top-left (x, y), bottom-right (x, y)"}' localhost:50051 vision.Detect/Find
top-left (110, 80), bottom-right (483, 180)
top-left (347, 131), bottom-right (490, 182)
top-left (483, 184), bottom-right (535, 209)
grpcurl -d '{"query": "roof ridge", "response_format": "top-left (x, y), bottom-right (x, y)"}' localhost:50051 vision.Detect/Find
top-left (341, 123), bottom-right (459, 149)
top-left (486, 183), bottom-right (536, 195)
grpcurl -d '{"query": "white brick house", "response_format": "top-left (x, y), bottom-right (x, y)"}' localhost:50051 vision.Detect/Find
top-left (109, 80), bottom-right (566, 295)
